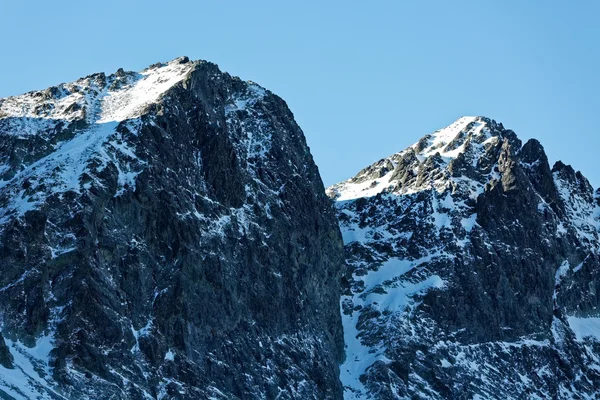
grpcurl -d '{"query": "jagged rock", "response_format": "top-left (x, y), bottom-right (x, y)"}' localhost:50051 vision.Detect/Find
top-left (328, 116), bottom-right (600, 399)
top-left (0, 333), bottom-right (13, 369)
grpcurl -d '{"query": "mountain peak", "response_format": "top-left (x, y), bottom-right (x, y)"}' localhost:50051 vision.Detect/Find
top-left (330, 115), bottom-right (600, 399)
top-left (0, 57), bottom-right (201, 126)
top-left (0, 58), bottom-right (269, 220)
top-left (0, 55), bottom-right (344, 399)
top-left (327, 116), bottom-right (515, 201)
top-left (412, 116), bottom-right (499, 158)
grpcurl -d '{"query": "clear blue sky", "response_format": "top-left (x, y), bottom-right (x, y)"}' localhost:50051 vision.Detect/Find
top-left (1, 1), bottom-right (598, 187)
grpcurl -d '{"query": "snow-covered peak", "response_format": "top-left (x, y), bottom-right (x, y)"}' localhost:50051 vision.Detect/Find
top-left (414, 116), bottom-right (493, 158)
top-left (0, 57), bottom-right (261, 222)
top-left (0, 56), bottom-right (196, 128)
top-left (98, 57), bottom-right (195, 123)
top-left (327, 116), bottom-right (506, 201)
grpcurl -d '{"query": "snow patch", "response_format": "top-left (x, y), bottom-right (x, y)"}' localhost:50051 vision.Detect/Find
top-left (567, 317), bottom-right (600, 342)
top-left (0, 333), bottom-right (64, 399)
top-left (98, 60), bottom-right (194, 123)
top-left (340, 256), bottom-right (444, 398)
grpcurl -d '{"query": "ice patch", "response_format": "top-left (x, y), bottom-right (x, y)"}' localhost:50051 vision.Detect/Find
top-left (461, 214), bottom-right (478, 232)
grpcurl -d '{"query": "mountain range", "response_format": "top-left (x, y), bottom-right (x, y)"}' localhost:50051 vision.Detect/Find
top-left (1, 58), bottom-right (600, 399)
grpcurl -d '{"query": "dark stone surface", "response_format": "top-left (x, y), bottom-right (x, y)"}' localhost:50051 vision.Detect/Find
top-left (0, 59), bottom-right (345, 399)
top-left (0, 333), bottom-right (13, 369)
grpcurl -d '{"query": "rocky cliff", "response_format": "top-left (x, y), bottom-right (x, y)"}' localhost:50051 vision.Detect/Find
top-left (0, 57), bottom-right (345, 399)
top-left (328, 117), bottom-right (600, 399)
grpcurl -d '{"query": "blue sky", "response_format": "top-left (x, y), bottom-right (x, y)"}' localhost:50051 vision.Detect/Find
top-left (1, 1), bottom-right (598, 187)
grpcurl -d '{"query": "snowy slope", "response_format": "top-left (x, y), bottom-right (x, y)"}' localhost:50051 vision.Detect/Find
top-left (0, 58), bottom-right (196, 219)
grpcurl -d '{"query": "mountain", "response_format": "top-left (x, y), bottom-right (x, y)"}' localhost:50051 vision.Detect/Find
top-left (0, 57), bottom-right (345, 399)
top-left (328, 116), bottom-right (600, 399)
top-left (3, 59), bottom-right (599, 400)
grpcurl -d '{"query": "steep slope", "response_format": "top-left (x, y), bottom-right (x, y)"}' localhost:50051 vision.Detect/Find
top-left (328, 116), bottom-right (600, 399)
top-left (0, 57), bottom-right (345, 399)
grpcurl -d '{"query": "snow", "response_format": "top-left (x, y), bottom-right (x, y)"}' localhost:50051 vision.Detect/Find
top-left (225, 83), bottom-right (271, 172)
top-left (0, 333), bottom-right (64, 399)
top-left (49, 245), bottom-right (76, 259)
top-left (0, 120), bottom-right (122, 219)
top-left (331, 118), bottom-right (496, 399)
top-left (340, 256), bottom-right (445, 398)
top-left (131, 320), bottom-right (153, 353)
top-left (553, 261), bottom-right (572, 320)
top-left (0, 59), bottom-right (199, 220)
top-left (98, 60), bottom-right (194, 123)
top-left (330, 116), bottom-right (578, 398)
top-left (555, 260), bottom-right (570, 286)
top-left (567, 317), bottom-right (600, 342)
top-left (0, 270), bottom-right (37, 294)
top-left (460, 214), bottom-right (478, 232)
top-left (0, 57), bottom-right (193, 126)
top-left (553, 172), bottom-right (600, 250)
top-left (330, 115), bottom-right (600, 399)
top-left (340, 222), bottom-right (370, 244)
top-left (418, 116), bottom-right (480, 158)
top-left (0, 86), bottom-right (85, 124)
top-left (431, 193), bottom-right (453, 229)
top-left (334, 169), bottom-right (396, 202)
top-left (353, 256), bottom-right (445, 313)
top-left (329, 116), bottom-right (497, 202)
top-left (0, 60), bottom-right (209, 396)
top-left (224, 83), bottom-right (266, 113)
top-left (340, 302), bottom-right (390, 400)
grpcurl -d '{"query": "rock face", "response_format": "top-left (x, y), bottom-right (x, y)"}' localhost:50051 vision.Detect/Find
top-left (0, 57), bottom-right (345, 399)
top-left (328, 117), bottom-right (600, 399)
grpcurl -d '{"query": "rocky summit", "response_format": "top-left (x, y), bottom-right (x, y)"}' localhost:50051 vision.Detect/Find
top-left (0, 57), bottom-right (345, 399)
top-left (328, 116), bottom-right (600, 399)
